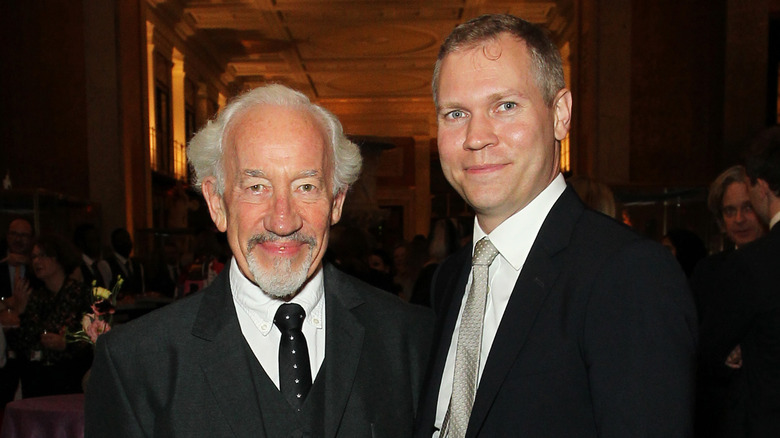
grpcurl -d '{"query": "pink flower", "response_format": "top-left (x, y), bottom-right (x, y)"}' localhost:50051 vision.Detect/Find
top-left (82, 314), bottom-right (111, 343)
top-left (91, 299), bottom-right (115, 316)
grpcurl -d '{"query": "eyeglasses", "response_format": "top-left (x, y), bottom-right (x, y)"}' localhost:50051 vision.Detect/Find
top-left (722, 202), bottom-right (754, 219)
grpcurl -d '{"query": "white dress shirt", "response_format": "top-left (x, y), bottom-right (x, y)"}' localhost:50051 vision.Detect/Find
top-left (433, 174), bottom-right (566, 436)
top-left (230, 258), bottom-right (326, 388)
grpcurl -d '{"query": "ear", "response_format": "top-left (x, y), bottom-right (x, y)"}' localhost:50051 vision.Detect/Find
top-left (330, 189), bottom-right (347, 225)
top-left (202, 177), bottom-right (228, 232)
top-left (553, 88), bottom-right (573, 142)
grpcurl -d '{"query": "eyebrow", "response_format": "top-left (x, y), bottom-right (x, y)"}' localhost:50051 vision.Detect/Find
top-left (243, 169), bottom-right (265, 178)
top-left (299, 169), bottom-right (321, 178)
top-left (241, 169), bottom-right (322, 178)
top-left (437, 91), bottom-right (526, 112)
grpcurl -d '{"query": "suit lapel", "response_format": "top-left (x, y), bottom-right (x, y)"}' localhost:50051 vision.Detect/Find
top-left (192, 266), bottom-right (268, 437)
top-left (322, 264), bottom-right (365, 438)
top-left (467, 188), bottom-right (584, 437)
top-left (0, 263), bottom-right (12, 297)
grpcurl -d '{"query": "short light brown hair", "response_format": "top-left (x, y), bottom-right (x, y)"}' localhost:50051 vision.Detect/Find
top-left (432, 14), bottom-right (565, 108)
top-left (707, 165), bottom-right (747, 227)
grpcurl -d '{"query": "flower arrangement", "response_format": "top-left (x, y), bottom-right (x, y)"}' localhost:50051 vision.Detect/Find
top-left (67, 277), bottom-right (123, 345)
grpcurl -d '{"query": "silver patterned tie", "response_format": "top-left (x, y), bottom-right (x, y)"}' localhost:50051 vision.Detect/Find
top-left (441, 237), bottom-right (499, 438)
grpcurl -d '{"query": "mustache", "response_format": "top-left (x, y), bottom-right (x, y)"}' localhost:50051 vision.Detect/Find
top-left (247, 231), bottom-right (317, 252)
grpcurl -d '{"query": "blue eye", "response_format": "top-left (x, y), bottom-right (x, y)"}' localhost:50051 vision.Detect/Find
top-left (445, 110), bottom-right (465, 120)
top-left (498, 102), bottom-right (517, 111)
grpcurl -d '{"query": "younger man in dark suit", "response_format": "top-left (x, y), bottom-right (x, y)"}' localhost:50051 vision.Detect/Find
top-left (73, 223), bottom-right (108, 289)
top-left (415, 14), bottom-right (697, 437)
top-left (104, 227), bottom-right (145, 297)
top-left (85, 84), bottom-right (433, 437)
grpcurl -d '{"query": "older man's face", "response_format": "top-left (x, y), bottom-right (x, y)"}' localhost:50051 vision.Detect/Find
top-left (202, 105), bottom-right (345, 298)
top-left (7, 219), bottom-right (33, 255)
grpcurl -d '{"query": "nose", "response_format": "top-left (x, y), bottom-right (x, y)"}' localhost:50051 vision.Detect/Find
top-left (463, 113), bottom-right (497, 151)
top-left (735, 208), bottom-right (746, 223)
top-left (263, 190), bottom-right (303, 237)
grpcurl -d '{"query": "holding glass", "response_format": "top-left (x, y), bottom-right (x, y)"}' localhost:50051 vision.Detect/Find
top-left (5, 235), bottom-right (92, 398)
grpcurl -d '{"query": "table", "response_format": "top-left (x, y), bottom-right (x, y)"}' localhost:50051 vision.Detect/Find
top-left (0, 394), bottom-right (84, 438)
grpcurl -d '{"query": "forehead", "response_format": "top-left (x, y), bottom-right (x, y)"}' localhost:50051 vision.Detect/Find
top-left (438, 34), bottom-right (537, 97)
top-left (722, 181), bottom-right (749, 205)
top-left (8, 220), bottom-right (32, 234)
top-left (225, 104), bottom-right (331, 170)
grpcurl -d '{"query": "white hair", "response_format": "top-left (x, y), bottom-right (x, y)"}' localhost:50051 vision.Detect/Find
top-left (187, 84), bottom-right (362, 196)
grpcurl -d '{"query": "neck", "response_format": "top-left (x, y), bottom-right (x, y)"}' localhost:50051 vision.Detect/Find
top-left (44, 270), bottom-right (66, 293)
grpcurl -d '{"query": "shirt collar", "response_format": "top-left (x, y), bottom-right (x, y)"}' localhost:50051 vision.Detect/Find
top-left (770, 210), bottom-right (780, 231)
top-left (114, 252), bottom-right (128, 265)
top-left (82, 253), bottom-right (95, 265)
top-left (229, 257), bottom-right (325, 336)
top-left (473, 173), bottom-right (566, 270)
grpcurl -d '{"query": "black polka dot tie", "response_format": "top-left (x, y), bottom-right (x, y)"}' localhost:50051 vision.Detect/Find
top-left (274, 303), bottom-right (312, 410)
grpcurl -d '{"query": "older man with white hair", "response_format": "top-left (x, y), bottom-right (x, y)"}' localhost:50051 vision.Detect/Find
top-left (86, 84), bottom-right (433, 438)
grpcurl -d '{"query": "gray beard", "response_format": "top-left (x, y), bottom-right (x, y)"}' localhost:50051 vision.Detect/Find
top-left (245, 232), bottom-right (315, 298)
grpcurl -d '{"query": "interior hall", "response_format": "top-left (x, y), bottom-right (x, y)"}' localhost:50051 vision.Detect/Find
top-left (1, 0), bottom-right (779, 293)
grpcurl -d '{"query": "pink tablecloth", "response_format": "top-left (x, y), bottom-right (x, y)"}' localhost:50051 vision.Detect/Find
top-left (0, 394), bottom-right (84, 438)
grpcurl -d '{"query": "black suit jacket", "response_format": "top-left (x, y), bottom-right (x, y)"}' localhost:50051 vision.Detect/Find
top-left (690, 249), bottom-right (744, 438)
top-left (79, 260), bottom-right (106, 289)
top-left (699, 224), bottom-right (780, 437)
top-left (85, 262), bottom-right (434, 437)
top-left (415, 187), bottom-right (698, 437)
top-left (0, 260), bottom-right (33, 298)
top-left (0, 261), bottom-right (13, 298)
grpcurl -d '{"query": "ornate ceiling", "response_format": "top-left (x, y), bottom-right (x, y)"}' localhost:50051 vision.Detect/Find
top-left (148, 0), bottom-right (574, 136)
top-left (149, 0), bottom-right (573, 97)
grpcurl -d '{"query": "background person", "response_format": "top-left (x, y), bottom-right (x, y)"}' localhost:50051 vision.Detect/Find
top-left (699, 126), bottom-right (780, 438)
top-left (6, 234), bottom-right (92, 398)
top-left (691, 165), bottom-right (768, 438)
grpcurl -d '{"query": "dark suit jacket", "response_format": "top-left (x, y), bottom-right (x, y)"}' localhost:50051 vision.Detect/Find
top-left (0, 261), bottom-right (13, 298)
top-left (415, 187), bottom-right (698, 437)
top-left (699, 224), bottom-right (780, 437)
top-left (0, 260), bottom-right (33, 298)
top-left (105, 254), bottom-right (145, 297)
top-left (690, 250), bottom-right (744, 438)
top-left (85, 262), bottom-right (434, 437)
top-left (79, 260), bottom-right (106, 289)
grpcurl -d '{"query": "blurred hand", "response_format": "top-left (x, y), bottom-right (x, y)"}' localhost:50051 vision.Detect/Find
top-left (725, 345), bottom-right (742, 369)
top-left (0, 311), bottom-right (19, 328)
top-left (11, 278), bottom-right (31, 314)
